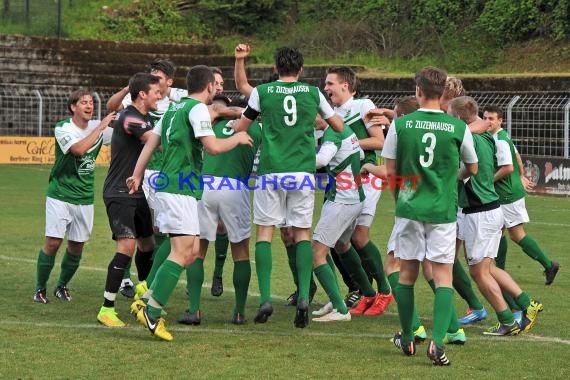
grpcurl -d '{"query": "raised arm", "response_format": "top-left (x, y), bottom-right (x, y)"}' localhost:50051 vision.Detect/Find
top-left (234, 43), bottom-right (254, 97)
top-left (106, 86), bottom-right (129, 112)
top-left (69, 112), bottom-right (116, 156)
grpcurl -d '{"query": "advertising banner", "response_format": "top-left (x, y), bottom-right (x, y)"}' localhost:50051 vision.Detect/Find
top-left (0, 136), bottom-right (111, 165)
top-left (522, 156), bottom-right (570, 196)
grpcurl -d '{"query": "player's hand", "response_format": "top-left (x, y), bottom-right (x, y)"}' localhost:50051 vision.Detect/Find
top-left (235, 43), bottom-right (251, 59)
top-left (521, 176), bottom-right (535, 191)
top-left (360, 163), bottom-right (373, 175)
top-left (126, 175), bottom-right (141, 194)
top-left (100, 112), bottom-right (117, 129)
top-left (233, 131), bottom-right (253, 146)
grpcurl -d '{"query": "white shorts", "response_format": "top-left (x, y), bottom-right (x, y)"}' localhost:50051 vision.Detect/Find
top-left (313, 201), bottom-right (363, 247)
top-left (394, 217), bottom-right (456, 264)
top-left (501, 198), bottom-right (529, 228)
top-left (45, 197), bottom-right (93, 242)
top-left (463, 207), bottom-right (504, 266)
top-left (155, 192), bottom-right (199, 235)
top-left (142, 169), bottom-right (159, 226)
top-left (198, 177), bottom-right (251, 243)
top-left (456, 208), bottom-right (465, 241)
top-left (357, 177), bottom-right (381, 226)
top-left (253, 172), bottom-right (315, 228)
top-left (386, 218), bottom-right (399, 254)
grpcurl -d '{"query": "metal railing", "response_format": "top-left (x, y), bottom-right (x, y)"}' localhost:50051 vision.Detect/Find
top-left (1, 86), bottom-right (569, 158)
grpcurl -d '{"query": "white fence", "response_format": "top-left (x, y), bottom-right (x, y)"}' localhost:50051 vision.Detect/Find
top-left (1, 86), bottom-right (569, 158)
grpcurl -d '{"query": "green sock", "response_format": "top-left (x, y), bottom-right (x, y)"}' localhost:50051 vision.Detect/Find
top-left (388, 272), bottom-right (421, 331)
top-left (153, 233), bottom-right (166, 259)
top-left (146, 238), bottom-right (171, 287)
top-left (214, 233), bottom-right (229, 278)
top-left (503, 291), bottom-right (521, 311)
top-left (233, 260), bottom-right (251, 315)
top-left (255, 241), bottom-right (272, 304)
top-left (338, 246), bottom-right (376, 297)
top-left (286, 244), bottom-right (298, 287)
top-left (36, 249), bottom-right (55, 289)
top-left (325, 253), bottom-right (339, 289)
top-left (433, 287), bottom-right (454, 348)
top-left (497, 308), bottom-right (515, 325)
top-left (395, 283), bottom-right (415, 343)
top-left (57, 250), bottom-right (82, 287)
top-left (427, 279), bottom-right (436, 293)
top-left (186, 258), bottom-right (204, 313)
top-left (148, 259), bottom-right (183, 318)
top-left (356, 242), bottom-right (391, 295)
top-left (514, 291), bottom-right (531, 311)
top-left (518, 235), bottom-right (553, 270)
top-left (453, 260), bottom-right (484, 310)
top-left (428, 279), bottom-right (460, 333)
top-left (296, 240), bottom-right (313, 302)
top-left (496, 236), bottom-right (508, 269)
top-left (314, 264), bottom-right (348, 314)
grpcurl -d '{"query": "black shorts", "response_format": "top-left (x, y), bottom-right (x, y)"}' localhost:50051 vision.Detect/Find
top-left (104, 196), bottom-right (154, 240)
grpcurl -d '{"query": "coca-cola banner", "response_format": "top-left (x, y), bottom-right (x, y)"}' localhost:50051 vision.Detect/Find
top-left (523, 156), bottom-right (570, 196)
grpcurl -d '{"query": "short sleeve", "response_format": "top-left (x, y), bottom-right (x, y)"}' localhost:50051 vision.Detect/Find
top-left (188, 103), bottom-right (215, 138)
top-left (380, 121), bottom-right (398, 159)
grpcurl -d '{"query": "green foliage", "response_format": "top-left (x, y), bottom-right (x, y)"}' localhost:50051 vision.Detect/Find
top-left (98, 0), bottom-right (210, 42)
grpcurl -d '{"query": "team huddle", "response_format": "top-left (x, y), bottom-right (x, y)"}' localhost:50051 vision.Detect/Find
top-left (33, 44), bottom-right (560, 366)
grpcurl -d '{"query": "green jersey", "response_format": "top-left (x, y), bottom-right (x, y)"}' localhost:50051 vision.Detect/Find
top-left (123, 88), bottom-right (188, 171)
top-left (202, 119), bottom-right (262, 180)
top-left (318, 125), bottom-right (365, 204)
top-left (47, 118), bottom-right (105, 205)
top-left (335, 97), bottom-right (378, 165)
top-left (459, 132), bottom-right (499, 212)
top-left (247, 81), bottom-right (336, 175)
top-left (493, 129), bottom-right (526, 204)
top-left (156, 97), bottom-right (214, 198)
top-left (381, 109), bottom-right (478, 223)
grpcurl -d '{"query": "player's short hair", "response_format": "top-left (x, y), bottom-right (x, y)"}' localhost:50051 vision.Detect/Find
top-left (212, 94), bottom-right (231, 107)
top-left (274, 47), bottom-right (304, 77)
top-left (210, 67), bottom-right (223, 76)
top-left (231, 94), bottom-right (249, 108)
top-left (67, 88), bottom-right (92, 114)
top-left (483, 105), bottom-right (504, 119)
top-left (326, 66), bottom-right (358, 93)
top-left (442, 76), bottom-right (466, 100)
top-left (186, 65), bottom-right (215, 94)
top-left (448, 96), bottom-right (478, 124)
top-left (129, 72), bottom-right (160, 101)
top-left (415, 67), bottom-right (447, 100)
top-left (149, 59), bottom-right (176, 79)
top-left (394, 95), bottom-right (419, 117)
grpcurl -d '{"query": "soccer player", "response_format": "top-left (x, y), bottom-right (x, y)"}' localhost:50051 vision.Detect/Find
top-left (234, 43), bottom-right (319, 307)
top-left (310, 119), bottom-right (368, 322)
top-left (484, 105), bottom-right (560, 286)
top-left (96, 73), bottom-right (161, 327)
top-left (106, 59), bottom-right (187, 298)
top-left (232, 46), bottom-right (344, 328)
top-left (127, 65), bottom-right (252, 341)
top-left (323, 66), bottom-right (393, 316)
top-left (448, 96), bottom-right (543, 335)
top-left (383, 67), bottom-right (478, 365)
top-left (177, 95), bottom-right (262, 325)
top-left (33, 89), bottom-right (115, 304)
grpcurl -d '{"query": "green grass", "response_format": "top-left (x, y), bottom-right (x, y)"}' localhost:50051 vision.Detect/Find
top-left (1, 165), bottom-right (569, 379)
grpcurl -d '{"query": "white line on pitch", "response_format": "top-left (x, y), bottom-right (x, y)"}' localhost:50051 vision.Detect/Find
top-left (4, 320), bottom-right (570, 345)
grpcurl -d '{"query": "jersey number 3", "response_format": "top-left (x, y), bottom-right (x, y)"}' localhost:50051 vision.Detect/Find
top-left (419, 132), bottom-right (436, 167)
top-left (283, 95), bottom-right (297, 126)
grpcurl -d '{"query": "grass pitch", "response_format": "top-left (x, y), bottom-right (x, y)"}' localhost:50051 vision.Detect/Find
top-left (1, 165), bottom-right (569, 379)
